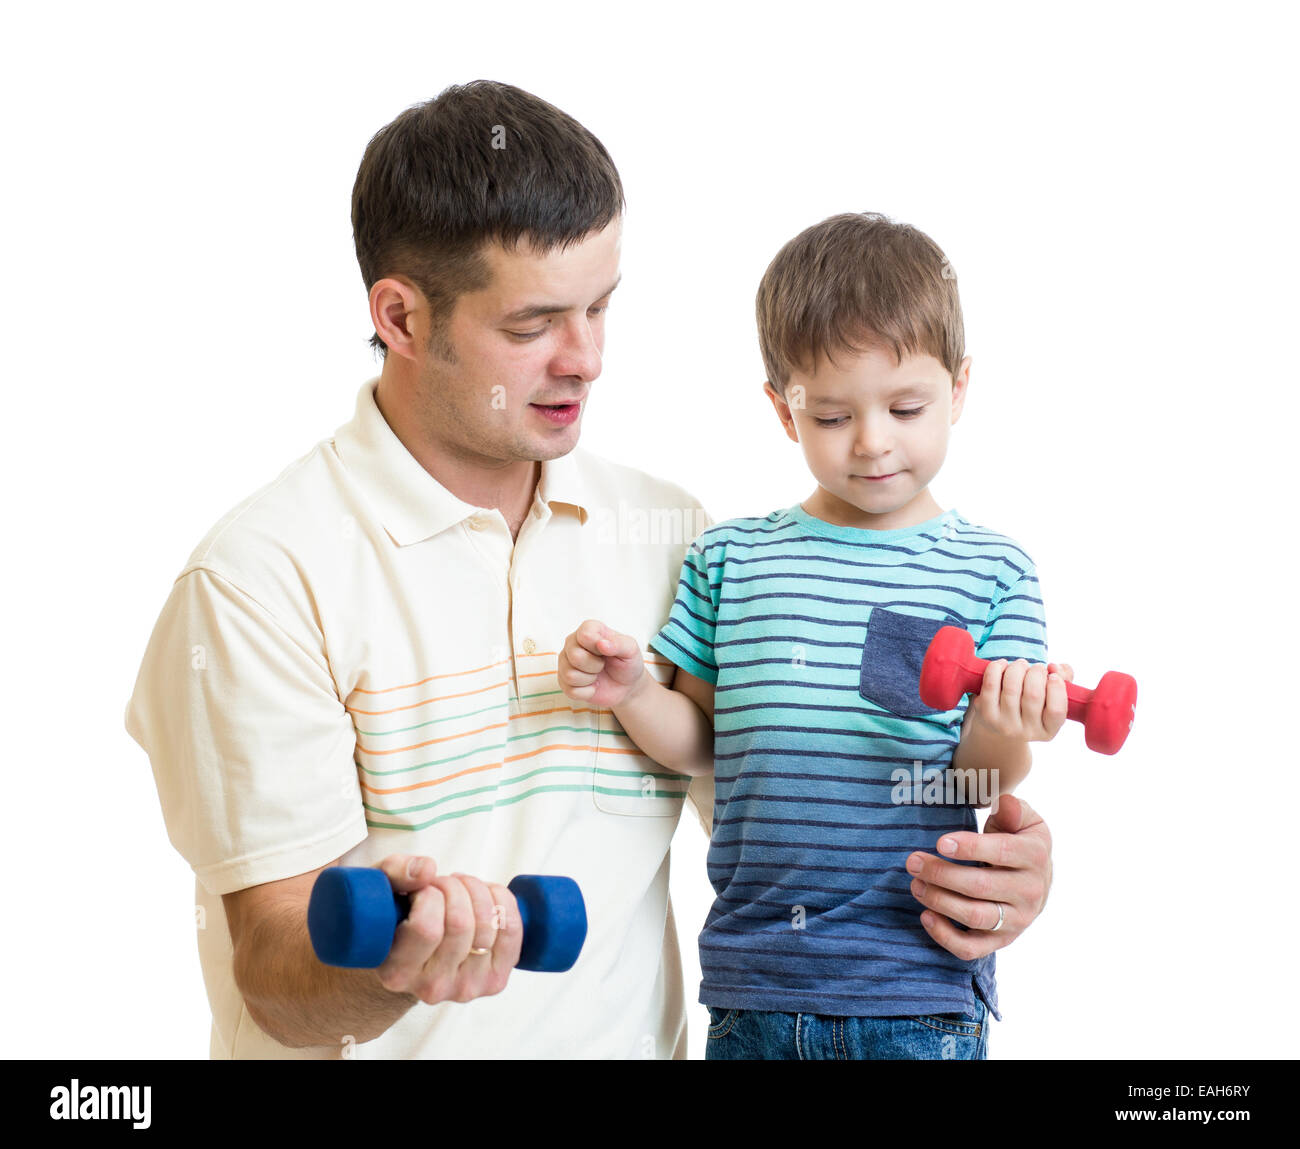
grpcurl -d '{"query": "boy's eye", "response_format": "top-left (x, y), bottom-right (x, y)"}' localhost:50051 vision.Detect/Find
top-left (812, 407), bottom-right (926, 428)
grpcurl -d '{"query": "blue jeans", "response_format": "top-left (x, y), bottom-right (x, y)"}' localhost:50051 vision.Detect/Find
top-left (704, 997), bottom-right (989, 1060)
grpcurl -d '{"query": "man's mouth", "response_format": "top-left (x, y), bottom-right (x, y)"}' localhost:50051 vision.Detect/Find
top-left (530, 400), bottom-right (583, 425)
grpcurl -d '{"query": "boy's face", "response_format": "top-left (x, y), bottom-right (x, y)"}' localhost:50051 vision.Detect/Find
top-left (765, 344), bottom-right (971, 531)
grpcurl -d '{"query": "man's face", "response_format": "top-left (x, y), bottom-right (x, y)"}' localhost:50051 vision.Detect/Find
top-left (412, 219), bottom-right (622, 467)
top-left (766, 343), bottom-right (970, 530)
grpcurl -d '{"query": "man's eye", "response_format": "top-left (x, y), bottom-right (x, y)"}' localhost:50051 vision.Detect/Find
top-left (588, 304), bottom-right (608, 317)
top-left (508, 329), bottom-right (546, 341)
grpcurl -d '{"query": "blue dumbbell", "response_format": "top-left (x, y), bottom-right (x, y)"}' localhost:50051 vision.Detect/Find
top-left (307, 867), bottom-right (587, 972)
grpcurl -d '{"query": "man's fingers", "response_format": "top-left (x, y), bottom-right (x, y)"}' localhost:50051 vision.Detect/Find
top-left (983, 792), bottom-right (1025, 835)
top-left (447, 873), bottom-right (508, 1000)
top-left (911, 875), bottom-right (1016, 932)
top-left (378, 880), bottom-right (446, 992)
top-left (918, 905), bottom-right (1013, 962)
top-left (484, 882), bottom-right (524, 981)
top-left (407, 876), bottom-right (478, 1002)
top-left (907, 847), bottom-right (1036, 906)
top-left (377, 853), bottom-right (439, 894)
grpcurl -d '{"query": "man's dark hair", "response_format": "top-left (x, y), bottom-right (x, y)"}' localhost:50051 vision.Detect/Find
top-left (352, 80), bottom-right (625, 359)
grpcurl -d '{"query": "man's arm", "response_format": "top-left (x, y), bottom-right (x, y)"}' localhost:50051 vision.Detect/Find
top-left (224, 854), bottom-right (523, 1049)
top-left (904, 794), bottom-right (1052, 960)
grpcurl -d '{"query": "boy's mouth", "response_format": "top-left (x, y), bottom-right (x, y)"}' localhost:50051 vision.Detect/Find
top-left (854, 472), bottom-right (898, 482)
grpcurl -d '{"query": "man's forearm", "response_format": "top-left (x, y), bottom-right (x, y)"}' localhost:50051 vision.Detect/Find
top-left (234, 892), bottom-right (418, 1049)
top-left (612, 673), bottom-right (713, 776)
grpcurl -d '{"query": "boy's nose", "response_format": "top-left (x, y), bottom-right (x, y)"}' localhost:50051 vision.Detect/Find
top-left (853, 420), bottom-right (893, 457)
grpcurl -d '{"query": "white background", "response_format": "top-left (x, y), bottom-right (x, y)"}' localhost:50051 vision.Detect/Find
top-left (4, 0), bottom-right (1295, 1060)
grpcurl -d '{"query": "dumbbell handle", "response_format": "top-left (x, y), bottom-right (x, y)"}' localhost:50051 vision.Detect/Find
top-left (945, 657), bottom-right (1095, 720)
top-left (307, 867), bottom-right (587, 972)
top-left (921, 625), bottom-right (1137, 754)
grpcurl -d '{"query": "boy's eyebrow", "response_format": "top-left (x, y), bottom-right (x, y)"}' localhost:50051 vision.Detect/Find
top-left (808, 382), bottom-right (936, 406)
top-left (501, 276), bottom-right (622, 322)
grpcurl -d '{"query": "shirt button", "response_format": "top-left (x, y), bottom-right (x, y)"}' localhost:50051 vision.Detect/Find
top-left (468, 515), bottom-right (487, 531)
top-left (522, 637), bottom-right (537, 655)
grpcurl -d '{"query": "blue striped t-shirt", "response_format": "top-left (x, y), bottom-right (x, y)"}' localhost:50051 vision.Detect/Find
top-left (647, 503), bottom-right (1048, 1020)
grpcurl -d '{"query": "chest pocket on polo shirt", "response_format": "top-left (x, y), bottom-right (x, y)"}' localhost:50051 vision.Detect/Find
top-left (591, 658), bottom-right (691, 817)
top-left (858, 607), bottom-right (961, 719)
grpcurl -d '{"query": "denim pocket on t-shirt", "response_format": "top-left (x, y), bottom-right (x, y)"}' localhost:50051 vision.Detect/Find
top-left (858, 607), bottom-right (959, 718)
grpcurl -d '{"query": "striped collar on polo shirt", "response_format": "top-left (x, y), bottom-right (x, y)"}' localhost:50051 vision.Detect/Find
top-left (333, 378), bottom-right (591, 546)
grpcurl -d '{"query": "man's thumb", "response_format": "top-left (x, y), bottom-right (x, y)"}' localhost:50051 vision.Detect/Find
top-left (985, 791), bottom-right (1023, 835)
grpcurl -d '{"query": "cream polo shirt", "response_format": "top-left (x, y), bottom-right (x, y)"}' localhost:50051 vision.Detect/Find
top-left (124, 378), bottom-right (715, 1060)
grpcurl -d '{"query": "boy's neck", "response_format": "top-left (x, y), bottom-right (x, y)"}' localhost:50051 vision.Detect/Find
top-left (801, 486), bottom-right (945, 531)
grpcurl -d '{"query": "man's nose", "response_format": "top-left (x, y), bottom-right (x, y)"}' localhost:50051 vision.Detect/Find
top-left (551, 316), bottom-right (603, 381)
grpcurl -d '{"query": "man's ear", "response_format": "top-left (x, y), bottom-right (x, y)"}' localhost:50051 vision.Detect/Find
top-left (950, 356), bottom-right (972, 424)
top-left (369, 276), bottom-right (425, 362)
top-left (764, 381), bottom-right (801, 444)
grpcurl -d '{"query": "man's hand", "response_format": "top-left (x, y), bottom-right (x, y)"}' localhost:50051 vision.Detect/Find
top-left (373, 855), bottom-right (523, 1005)
top-left (557, 619), bottom-right (647, 708)
top-left (904, 794), bottom-right (1052, 960)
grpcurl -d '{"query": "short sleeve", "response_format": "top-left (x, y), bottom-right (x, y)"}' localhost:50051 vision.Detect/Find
top-left (978, 559), bottom-right (1049, 665)
top-left (124, 567), bottom-right (367, 896)
top-left (647, 535), bottom-right (720, 684)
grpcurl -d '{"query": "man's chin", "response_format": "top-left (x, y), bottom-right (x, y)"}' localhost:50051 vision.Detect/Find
top-left (518, 428), bottom-right (581, 462)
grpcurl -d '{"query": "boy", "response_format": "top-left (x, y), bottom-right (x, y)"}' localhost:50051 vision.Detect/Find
top-left (558, 212), bottom-right (1070, 1059)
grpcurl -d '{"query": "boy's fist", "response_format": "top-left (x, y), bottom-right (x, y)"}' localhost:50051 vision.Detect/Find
top-left (964, 659), bottom-right (1075, 743)
top-left (557, 620), bottom-right (646, 709)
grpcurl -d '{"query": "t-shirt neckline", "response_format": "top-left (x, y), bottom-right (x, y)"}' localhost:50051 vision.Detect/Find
top-left (785, 502), bottom-right (959, 544)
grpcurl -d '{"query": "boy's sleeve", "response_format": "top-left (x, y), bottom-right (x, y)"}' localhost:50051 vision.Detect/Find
top-left (977, 556), bottom-right (1049, 666)
top-left (124, 566), bottom-right (367, 896)
top-left (647, 534), bottom-right (720, 685)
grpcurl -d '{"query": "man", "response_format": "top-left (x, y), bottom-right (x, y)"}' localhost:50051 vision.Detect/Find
top-left (124, 80), bottom-right (1053, 1059)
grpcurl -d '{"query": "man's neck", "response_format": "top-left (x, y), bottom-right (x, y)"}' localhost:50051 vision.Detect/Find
top-left (374, 374), bottom-right (540, 540)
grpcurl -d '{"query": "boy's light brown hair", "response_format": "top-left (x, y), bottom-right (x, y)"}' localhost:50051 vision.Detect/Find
top-left (756, 212), bottom-right (965, 397)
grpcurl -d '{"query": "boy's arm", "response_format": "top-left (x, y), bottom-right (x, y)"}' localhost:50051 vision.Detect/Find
top-left (612, 664), bottom-right (715, 777)
top-left (949, 707), bottom-right (1033, 802)
top-left (558, 620), bottom-right (715, 777)
top-left (949, 658), bottom-right (1073, 803)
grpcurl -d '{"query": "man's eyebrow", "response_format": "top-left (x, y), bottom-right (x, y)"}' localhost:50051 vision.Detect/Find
top-left (501, 276), bottom-right (622, 322)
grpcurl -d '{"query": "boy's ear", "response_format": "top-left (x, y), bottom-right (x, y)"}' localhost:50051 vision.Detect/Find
top-left (950, 356), bottom-right (972, 424)
top-left (763, 381), bottom-right (801, 444)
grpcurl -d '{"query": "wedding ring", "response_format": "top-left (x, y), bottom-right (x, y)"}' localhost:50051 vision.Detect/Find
top-left (989, 902), bottom-right (1006, 932)
top-left (467, 946), bottom-right (492, 956)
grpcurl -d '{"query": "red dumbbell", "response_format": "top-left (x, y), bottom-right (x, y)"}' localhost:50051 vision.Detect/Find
top-left (919, 626), bottom-right (1137, 755)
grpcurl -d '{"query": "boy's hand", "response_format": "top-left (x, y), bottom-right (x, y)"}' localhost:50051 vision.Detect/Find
top-left (558, 619), bottom-right (647, 709)
top-left (964, 659), bottom-right (1075, 742)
